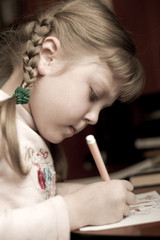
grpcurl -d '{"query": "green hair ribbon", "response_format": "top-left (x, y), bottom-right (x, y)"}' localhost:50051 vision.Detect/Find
top-left (13, 86), bottom-right (30, 104)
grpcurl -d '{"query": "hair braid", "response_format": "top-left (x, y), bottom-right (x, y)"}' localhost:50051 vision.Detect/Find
top-left (0, 18), bottom-right (55, 175)
top-left (22, 18), bottom-right (54, 90)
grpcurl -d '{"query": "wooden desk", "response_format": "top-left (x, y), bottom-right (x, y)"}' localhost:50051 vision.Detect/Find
top-left (71, 185), bottom-right (160, 239)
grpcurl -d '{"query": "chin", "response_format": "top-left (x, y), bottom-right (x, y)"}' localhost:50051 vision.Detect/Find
top-left (40, 133), bottom-right (63, 144)
top-left (49, 137), bottom-right (63, 144)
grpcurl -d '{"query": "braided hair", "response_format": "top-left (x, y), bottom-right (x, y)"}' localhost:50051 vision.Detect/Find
top-left (22, 19), bottom-right (54, 90)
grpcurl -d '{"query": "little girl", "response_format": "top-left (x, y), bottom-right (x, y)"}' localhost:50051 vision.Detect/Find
top-left (0, 0), bottom-right (144, 239)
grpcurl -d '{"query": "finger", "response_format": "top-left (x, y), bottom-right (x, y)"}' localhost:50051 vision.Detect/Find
top-left (121, 180), bottom-right (134, 191)
top-left (124, 205), bottom-right (130, 217)
top-left (126, 191), bottom-right (136, 205)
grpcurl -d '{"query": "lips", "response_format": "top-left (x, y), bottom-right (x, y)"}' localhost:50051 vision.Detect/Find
top-left (69, 126), bottom-right (76, 136)
top-left (71, 124), bottom-right (87, 135)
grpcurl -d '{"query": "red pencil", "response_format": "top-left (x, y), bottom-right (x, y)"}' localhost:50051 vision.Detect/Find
top-left (86, 135), bottom-right (110, 182)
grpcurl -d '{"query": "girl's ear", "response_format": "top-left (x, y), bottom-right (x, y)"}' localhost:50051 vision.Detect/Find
top-left (37, 36), bottom-right (61, 76)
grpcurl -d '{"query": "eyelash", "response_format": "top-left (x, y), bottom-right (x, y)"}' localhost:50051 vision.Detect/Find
top-left (89, 88), bottom-right (99, 102)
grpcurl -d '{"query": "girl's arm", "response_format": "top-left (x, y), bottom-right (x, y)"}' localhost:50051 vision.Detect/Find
top-left (56, 182), bottom-right (85, 195)
top-left (0, 196), bottom-right (70, 240)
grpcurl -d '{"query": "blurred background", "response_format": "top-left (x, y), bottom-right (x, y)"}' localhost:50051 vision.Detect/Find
top-left (1, 0), bottom-right (160, 180)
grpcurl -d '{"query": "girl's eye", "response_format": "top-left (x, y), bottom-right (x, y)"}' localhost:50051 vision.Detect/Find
top-left (89, 88), bottom-right (99, 102)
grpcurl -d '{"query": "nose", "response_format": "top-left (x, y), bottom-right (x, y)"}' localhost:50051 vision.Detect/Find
top-left (84, 108), bottom-right (99, 125)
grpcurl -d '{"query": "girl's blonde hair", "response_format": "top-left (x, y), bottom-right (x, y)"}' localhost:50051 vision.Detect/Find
top-left (0, 0), bottom-right (144, 176)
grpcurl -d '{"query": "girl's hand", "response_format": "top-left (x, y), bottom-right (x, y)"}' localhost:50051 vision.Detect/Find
top-left (63, 179), bottom-right (136, 230)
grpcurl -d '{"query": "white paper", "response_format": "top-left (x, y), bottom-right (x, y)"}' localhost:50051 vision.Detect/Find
top-left (80, 191), bottom-right (160, 231)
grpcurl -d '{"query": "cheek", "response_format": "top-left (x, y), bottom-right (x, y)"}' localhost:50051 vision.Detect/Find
top-left (64, 94), bottom-right (88, 119)
top-left (30, 76), bottom-right (89, 128)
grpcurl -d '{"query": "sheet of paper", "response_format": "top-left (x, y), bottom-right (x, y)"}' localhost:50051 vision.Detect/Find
top-left (80, 191), bottom-right (160, 231)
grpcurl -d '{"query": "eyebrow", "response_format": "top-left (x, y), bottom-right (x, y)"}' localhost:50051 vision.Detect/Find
top-left (102, 89), bottom-right (118, 108)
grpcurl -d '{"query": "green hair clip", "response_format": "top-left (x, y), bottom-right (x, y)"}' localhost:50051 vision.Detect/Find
top-left (13, 86), bottom-right (30, 104)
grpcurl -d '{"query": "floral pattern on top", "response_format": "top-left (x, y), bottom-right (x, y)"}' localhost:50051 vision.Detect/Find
top-left (24, 147), bottom-right (56, 199)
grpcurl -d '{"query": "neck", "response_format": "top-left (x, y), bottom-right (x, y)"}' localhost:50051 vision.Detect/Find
top-left (1, 66), bottom-right (23, 96)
